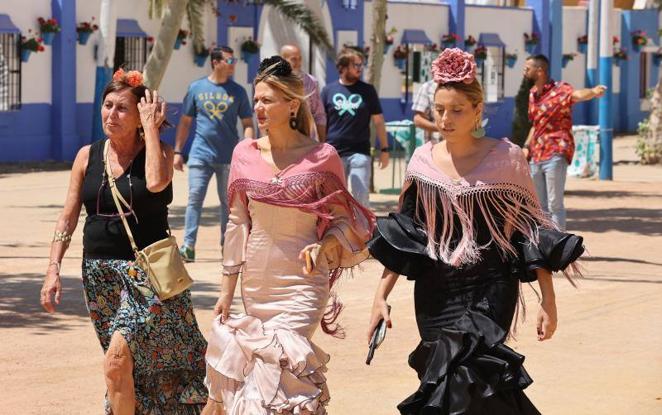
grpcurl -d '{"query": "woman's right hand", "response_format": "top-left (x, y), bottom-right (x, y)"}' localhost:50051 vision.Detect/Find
top-left (40, 267), bottom-right (62, 313)
top-left (366, 297), bottom-right (392, 343)
top-left (213, 290), bottom-right (233, 322)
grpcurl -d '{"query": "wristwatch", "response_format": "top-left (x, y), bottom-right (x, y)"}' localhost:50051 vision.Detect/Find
top-left (380, 146), bottom-right (391, 153)
top-left (174, 150), bottom-right (182, 155)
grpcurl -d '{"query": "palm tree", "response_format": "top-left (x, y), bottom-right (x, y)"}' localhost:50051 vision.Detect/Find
top-left (636, 0), bottom-right (662, 164)
top-left (143, 0), bottom-right (333, 89)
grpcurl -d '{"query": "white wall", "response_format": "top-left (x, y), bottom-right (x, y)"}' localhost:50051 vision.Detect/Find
top-left (76, 0), bottom-right (216, 103)
top-left (562, 7), bottom-right (588, 89)
top-left (2, 0), bottom-right (52, 104)
top-left (465, 6), bottom-right (533, 98)
top-left (364, 1), bottom-right (450, 98)
top-left (612, 8), bottom-right (622, 94)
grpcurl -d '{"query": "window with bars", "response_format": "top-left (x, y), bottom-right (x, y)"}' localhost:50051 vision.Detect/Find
top-left (477, 47), bottom-right (505, 103)
top-left (0, 33), bottom-right (21, 111)
top-left (113, 36), bottom-right (147, 72)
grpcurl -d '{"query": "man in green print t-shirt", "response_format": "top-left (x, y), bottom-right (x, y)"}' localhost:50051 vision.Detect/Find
top-left (174, 46), bottom-right (254, 262)
top-left (321, 48), bottom-right (389, 208)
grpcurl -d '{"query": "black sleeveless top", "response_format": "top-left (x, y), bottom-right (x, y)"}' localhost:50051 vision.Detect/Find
top-left (82, 139), bottom-right (173, 259)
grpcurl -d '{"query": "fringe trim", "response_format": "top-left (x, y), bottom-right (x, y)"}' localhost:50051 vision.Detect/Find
top-left (407, 173), bottom-right (557, 268)
top-left (228, 172), bottom-right (376, 339)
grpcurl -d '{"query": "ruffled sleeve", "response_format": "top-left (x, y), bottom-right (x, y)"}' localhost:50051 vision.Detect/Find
top-left (367, 182), bottom-right (435, 280)
top-left (514, 229), bottom-right (585, 282)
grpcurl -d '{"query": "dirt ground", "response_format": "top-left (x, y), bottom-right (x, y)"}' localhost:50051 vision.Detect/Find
top-left (1, 135), bottom-right (661, 414)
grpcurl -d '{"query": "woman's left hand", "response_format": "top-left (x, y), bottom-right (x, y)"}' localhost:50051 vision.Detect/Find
top-left (536, 298), bottom-right (557, 341)
top-left (137, 89), bottom-right (167, 130)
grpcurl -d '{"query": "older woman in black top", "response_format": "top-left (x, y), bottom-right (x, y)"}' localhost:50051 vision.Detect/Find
top-left (40, 70), bottom-right (207, 414)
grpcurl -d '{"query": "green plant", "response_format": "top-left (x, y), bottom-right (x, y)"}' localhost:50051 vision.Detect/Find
top-left (392, 44), bottom-right (408, 59)
top-left (240, 37), bottom-right (260, 53)
top-left (77, 17), bottom-right (98, 34)
top-left (511, 77), bottom-right (534, 147)
top-left (38, 17), bottom-right (61, 33)
top-left (21, 31), bottom-right (45, 52)
top-left (524, 32), bottom-right (539, 45)
top-left (465, 35), bottom-right (477, 46)
top-left (473, 45), bottom-right (487, 60)
top-left (636, 119), bottom-right (662, 164)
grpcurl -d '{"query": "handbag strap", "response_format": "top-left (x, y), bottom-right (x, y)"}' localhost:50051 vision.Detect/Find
top-left (103, 140), bottom-right (140, 256)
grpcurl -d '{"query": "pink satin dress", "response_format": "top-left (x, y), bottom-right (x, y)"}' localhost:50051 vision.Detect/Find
top-left (204, 140), bottom-right (375, 415)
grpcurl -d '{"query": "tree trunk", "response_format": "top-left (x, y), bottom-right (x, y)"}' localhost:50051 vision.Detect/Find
top-left (143, 0), bottom-right (189, 89)
top-left (366, 0), bottom-right (387, 90)
top-left (366, 0), bottom-right (387, 193)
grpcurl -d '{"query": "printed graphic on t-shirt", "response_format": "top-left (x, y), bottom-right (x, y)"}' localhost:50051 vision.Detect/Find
top-left (332, 93), bottom-right (363, 116)
top-left (198, 92), bottom-right (235, 121)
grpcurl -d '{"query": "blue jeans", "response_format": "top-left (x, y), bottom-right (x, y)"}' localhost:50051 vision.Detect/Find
top-left (530, 155), bottom-right (568, 231)
top-left (183, 160), bottom-right (230, 248)
top-left (341, 153), bottom-right (371, 208)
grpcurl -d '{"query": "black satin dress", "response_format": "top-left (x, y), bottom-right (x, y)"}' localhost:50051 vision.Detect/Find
top-left (368, 182), bottom-right (583, 415)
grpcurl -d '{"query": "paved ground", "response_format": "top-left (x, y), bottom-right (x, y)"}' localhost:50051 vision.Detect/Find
top-left (1, 135), bottom-right (661, 414)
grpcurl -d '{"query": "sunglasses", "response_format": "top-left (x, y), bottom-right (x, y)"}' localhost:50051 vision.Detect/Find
top-left (224, 57), bottom-right (237, 65)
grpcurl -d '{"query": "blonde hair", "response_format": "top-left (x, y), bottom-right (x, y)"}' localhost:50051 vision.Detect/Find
top-left (435, 78), bottom-right (484, 107)
top-left (254, 63), bottom-right (314, 137)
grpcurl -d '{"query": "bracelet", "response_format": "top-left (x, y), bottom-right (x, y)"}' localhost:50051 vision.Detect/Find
top-left (52, 230), bottom-right (72, 243)
top-left (174, 150), bottom-right (182, 155)
top-left (48, 261), bottom-right (61, 273)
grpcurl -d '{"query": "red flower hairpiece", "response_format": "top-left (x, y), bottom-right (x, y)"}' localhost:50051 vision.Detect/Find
top-left (112, 68), bottom-right (144, 87)
top-left (431, 47), bottom-right (477, 85)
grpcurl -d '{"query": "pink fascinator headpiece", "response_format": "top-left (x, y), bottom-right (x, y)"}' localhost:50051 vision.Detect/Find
top-left (431, 48), bottom-right (477, 85)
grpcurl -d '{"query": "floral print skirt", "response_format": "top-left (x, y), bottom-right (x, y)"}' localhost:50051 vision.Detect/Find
top-left (82, 258), bottom-right (208, 414)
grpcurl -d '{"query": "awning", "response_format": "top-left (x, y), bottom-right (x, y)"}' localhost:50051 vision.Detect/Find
top-left (116, 19), bottom-right (147, 38)
top-left (478, 33), bottom-right (505, 48)
top-left (0, 14), bottom-right (20, 34)
top-left (401, 29), bottom-right (432, 45)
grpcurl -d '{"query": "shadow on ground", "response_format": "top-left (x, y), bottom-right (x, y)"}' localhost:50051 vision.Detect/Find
top-left (566, 189), bottom-right (660, 199)
top-left (566, 207), bottom-right (662, 236)
top-left (0, 272), bottom-right (229, 332)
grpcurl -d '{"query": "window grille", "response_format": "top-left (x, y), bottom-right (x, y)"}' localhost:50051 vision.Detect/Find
top-left (639, 52), bottom-right (649, 99)
top-left (479, 47), bottom-right (505, 103)
top-left (113, 36), bottom-right (147, 72)
top-left (0, 32), bottom-right (21, 111)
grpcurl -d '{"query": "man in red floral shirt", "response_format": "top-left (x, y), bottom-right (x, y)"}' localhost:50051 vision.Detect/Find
top-left (523, 55), bottom-right (606, 230)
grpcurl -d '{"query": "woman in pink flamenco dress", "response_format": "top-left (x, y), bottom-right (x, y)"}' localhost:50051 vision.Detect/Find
top-left (202, 56), bottom-right (375, 415)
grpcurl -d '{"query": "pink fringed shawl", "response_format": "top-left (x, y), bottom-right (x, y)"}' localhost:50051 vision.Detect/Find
top-left (227, 139), bottom-right (376, 336)
top-left (402, 138), bottom-right (556, 268)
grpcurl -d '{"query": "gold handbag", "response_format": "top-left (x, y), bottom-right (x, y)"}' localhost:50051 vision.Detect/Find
top-left (104, 140), bottom-right (193, 300)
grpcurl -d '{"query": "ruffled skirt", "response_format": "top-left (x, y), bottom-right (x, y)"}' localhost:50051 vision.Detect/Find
top-left (205, 314), bottom-right (330, 414)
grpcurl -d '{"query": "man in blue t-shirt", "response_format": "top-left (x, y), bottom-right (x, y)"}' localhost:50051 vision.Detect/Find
top-left (321, 48), bottom-right (389, 207)
top-left (174, 46), bottom-right (254, 262)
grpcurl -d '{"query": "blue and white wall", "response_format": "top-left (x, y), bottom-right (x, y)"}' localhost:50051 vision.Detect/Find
top-left (1, 0), bottom-right (661, 161)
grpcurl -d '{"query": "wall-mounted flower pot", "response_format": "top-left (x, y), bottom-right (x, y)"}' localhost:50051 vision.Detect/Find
top-left (562, 57), bottom-right (572, 68)
top-left (78, 31), bottom-right (91, 45)
top-left (475, 57), bottom-right (485, 66)
top-left (525, 43), bottom-right (537, 54)
top-left (194, 54), bottom-right (208, 67)
top-left (241, 50), bottom-right (257, 62)
top-left (577, 42), bottom-right (587, 54)
top-left (442, 41), bottom-right (456, 49)
top-left (465, 44), bottom-right (476, 53)
top-left (42, 32), bottom-right (55, 46)
top-left (505, 56), bottom-right (517, 68)
top-left (174, 37), bottom-right (183, 50)
top-left (20, 49), bottom-right (32, 63)
top-left (394, 58), bottom-right (406, 71)
top-left (384, 43), bottom-right (392, 54)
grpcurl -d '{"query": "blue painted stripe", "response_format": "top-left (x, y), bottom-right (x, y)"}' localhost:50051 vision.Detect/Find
top-left (598, 56), bottom-right (613, 180)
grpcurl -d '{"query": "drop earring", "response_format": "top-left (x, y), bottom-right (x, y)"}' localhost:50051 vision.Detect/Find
top-left (289, 113), bottom-right (298, 130)
top-left (471, 118), bottom-right (486, 138)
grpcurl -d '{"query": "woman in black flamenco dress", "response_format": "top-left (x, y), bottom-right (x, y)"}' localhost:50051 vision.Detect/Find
top-left (366, 49), bottom-right (584, 415)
